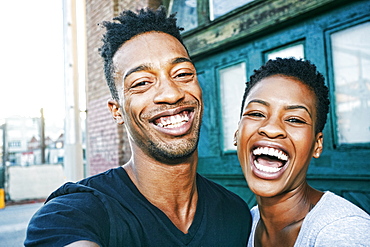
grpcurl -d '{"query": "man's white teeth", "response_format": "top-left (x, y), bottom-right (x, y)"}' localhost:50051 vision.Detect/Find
top-left (253, 147), bottom-right (288, 161)
top-left (156, 112), bottom-right (189, 128)
top-left (254, 160), bottom-right (282, 173)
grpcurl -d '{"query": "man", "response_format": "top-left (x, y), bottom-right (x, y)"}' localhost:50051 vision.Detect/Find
top-left (25, 7), bottom-right (252, 246)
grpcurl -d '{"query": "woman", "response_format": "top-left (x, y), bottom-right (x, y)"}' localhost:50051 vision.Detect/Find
top-left (235, 58), bottom-right (370, 246)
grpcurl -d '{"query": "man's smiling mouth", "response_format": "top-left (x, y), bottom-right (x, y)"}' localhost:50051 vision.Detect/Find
top-left (154, 110), bottom-right (190, 129)
top-left (252, 147), bottom-right (288, 173)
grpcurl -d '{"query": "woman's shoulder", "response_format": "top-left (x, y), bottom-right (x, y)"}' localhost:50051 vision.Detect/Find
top-left (317, 191), bottom-right (369, 218)
top-left (295, 191), bottom-right (370, 246)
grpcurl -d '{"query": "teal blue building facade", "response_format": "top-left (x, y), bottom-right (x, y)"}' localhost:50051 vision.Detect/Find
top-left (172, 0), bottom-right (370, 212)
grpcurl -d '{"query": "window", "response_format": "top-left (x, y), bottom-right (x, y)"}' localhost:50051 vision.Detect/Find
top-left (219, 62), bottom-right (246, 151)
top-left (169, 0), bottom-right (198, 31)
top-left (331, 22), bottom-right (370, 145)
top-left (9, 141), bottom-right (21, 147)
top-left (210, 0), bottom-right (254, 20)
top-left (169, 0), bottom-right (255, 31)
top-left (266, 43), bottom-right (305, 61)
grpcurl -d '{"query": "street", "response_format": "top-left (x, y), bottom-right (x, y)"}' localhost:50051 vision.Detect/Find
top-left (0, 202), bottom-right (43, 246)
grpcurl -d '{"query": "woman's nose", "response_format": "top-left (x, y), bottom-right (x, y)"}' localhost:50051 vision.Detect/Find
top-left (258, 117), bottom-right (287, 139)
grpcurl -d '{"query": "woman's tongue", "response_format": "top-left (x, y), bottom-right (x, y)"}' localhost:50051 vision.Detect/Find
top-left (256, 155), bottom-right (284, 168)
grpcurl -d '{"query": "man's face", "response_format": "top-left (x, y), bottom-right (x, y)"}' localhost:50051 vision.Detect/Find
top-left (236, 75), bottom-right (323, 197)
top-left (110, 32), bottom-right (203, 163)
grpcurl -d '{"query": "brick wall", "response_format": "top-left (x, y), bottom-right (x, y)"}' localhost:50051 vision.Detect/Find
top-left (85, 0), bottom-right (162, 175)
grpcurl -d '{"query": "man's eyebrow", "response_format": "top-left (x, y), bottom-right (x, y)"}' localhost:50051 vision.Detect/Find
top-left (124, 64), bottom-right (152, 80)
top-left (123, 57), bottom-right (193, 80)
top-left (285, 105), bottom-right (312, 118)
top-left (171, 57), bottom-right (193, 65)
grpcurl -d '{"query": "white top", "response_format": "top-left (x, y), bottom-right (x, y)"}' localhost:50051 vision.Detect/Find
top-left (248, 191), bottom-right (370, 246)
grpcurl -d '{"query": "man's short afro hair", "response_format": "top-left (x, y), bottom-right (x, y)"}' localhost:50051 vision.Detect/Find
top-left (240, 57), bottom-right (330, 133)
top-left (99, 6), bottom-right (185, 101)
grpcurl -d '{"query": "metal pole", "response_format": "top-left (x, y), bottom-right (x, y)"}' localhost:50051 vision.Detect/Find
top-left (1, 124), bottom-right (6, 169)
top-left (62, 0), bottom-right (83, 181)
top-left (40, 108), bottom-right (46, 164)
top-left (1, 123), bottom-right (6, 189)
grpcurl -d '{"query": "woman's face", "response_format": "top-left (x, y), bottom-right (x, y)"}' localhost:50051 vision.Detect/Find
top-left (236, 75), bottom-right (323, 197)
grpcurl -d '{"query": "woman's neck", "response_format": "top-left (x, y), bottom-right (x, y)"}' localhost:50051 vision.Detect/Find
top-left (255, 183), bottom-right (323, 247)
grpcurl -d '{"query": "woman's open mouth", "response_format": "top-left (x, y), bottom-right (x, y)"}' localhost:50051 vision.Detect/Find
top-left (252, 146), bottom-right (289, 178)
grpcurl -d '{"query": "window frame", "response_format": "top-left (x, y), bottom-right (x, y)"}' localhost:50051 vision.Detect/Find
top-left (216, 60), bottom-right (248, 153)
top-left (263, 40), bottom-right (306, 62)
top-left (325, 17), bottom-right (370, 149)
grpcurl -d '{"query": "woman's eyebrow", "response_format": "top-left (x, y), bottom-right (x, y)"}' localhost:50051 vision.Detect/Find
top-left (247, 99), bottom-right (270, 107)
top-left (247, 100), bottom-right (312, 118)
top-left (285, 105), bottom-right (312, 118)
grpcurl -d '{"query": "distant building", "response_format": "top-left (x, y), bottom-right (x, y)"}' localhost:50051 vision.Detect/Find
top-left (2, 116), bottom-right (64, 166)
top-left (5, 117), bottom-right (39, 165)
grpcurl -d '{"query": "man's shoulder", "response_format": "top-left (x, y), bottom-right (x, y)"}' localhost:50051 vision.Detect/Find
top-left (46, 167), bottom-right (127, 203)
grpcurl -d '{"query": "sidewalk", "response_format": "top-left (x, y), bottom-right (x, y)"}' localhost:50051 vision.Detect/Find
top-left (0, 202), bottom-right (43, 246)
top-left (6, 198), bottom-right (46, 206)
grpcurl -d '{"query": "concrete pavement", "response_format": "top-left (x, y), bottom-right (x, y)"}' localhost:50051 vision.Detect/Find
top-left (0, 202), bottom-right (43, 246)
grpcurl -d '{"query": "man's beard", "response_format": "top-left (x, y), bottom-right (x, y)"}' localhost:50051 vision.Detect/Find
top-left (146, 134), bottom-right (199, 164)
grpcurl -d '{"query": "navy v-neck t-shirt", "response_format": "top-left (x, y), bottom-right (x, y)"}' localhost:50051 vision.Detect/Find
top-left (25, 167), bottom-right (251, 246)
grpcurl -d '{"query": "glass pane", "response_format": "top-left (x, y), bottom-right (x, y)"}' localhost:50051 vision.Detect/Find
top-left (210, 0), bottom-right (254, 20)
top-left (220, 63), bottom-right (247, 151)
top-left (267, 44), bottom-right (305, 61)
top-left (331, 22), bottom-right (370, 144)
top-left (170, 0), bottom-right (197, 31)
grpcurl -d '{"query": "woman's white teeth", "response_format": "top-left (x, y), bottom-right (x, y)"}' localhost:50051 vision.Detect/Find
top-left (156, 112), bottom-right (189, 128)
top-left (254, 160), bottom-right (282, 173)
top-left (253, 147), bottom-right (288, 161)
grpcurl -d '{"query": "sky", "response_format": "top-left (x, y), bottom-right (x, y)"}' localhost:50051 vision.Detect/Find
top-left (0, 1), bottom-right (65, 129)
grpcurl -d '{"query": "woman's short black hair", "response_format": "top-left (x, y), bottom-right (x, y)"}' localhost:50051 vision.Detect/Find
top-left (240, 57), bottom-right (330, 133)
top-left (99, 6), bottom-right (185, 101)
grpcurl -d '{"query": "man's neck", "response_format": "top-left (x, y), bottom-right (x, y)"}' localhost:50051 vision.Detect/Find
top-left (123, 150), bottom-right (199, 233)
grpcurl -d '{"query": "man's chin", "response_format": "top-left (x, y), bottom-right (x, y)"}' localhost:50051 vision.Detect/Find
top-left (148, 139), bottom-right (198, 164)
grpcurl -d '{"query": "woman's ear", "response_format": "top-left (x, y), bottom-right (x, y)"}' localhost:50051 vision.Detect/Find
top-left (107, 99), bottom-right (124, 125)
top-left (313, 132), bottom-right (324, 158)
top-left (233, 130), bottom-right (238, 146)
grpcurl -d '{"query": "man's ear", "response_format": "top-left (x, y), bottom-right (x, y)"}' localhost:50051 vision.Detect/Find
top-left (313, 132), bottom-right (324, 158)
top-left (107, 99), bottom-right (124, 125)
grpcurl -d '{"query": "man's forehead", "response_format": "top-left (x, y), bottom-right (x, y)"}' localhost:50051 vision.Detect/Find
top-left (113, 32), bottom-right (186, 61)
top-left (113, 34), bottom-right (190, 74)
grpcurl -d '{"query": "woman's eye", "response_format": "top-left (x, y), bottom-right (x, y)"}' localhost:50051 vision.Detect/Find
top-left (286, 117), bottom-right (306, 124)
top-left (245, 112), bottom-right (265, 118)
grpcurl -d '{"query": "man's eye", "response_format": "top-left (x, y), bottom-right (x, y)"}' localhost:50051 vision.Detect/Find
top-left (132, 81), bottom-right (150, 88)
top-left (176, 72), bottom-right (193, 77)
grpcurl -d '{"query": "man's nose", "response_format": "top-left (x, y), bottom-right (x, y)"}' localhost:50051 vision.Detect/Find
top-left (258, 117), bottom-right (287, 139)
top-left (153, 76), bottom-right (185, 104)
